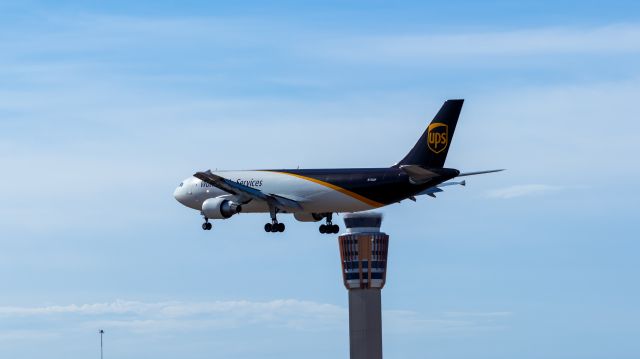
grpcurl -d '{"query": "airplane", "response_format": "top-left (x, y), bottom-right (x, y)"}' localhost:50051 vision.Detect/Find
top-left (173, 99), bottom-right (503, 234)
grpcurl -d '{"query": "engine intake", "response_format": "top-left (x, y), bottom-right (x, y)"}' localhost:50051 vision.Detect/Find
top-left (202, 197), bottom-right (242, 219)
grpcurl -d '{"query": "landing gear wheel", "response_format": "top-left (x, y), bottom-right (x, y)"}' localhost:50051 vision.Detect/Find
top-left (266, 206), bottom-right (284, 233)
top-left (319, 213), bottom-right (338, 234)
top-left (319, 221), bottom-right (338, 234)
top-left (202, 216), bottom-right (212, 230)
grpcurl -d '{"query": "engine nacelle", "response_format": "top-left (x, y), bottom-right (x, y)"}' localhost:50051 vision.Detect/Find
top-left (202, 197), bottom-right (242, 219)
top-left (293, 212), bottom-right (324, 222)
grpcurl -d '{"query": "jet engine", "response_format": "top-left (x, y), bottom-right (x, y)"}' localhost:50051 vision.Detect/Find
top-left (202, 197), bottom-right (242, 219)
top-left (293, 212), bottom-right (324, 222)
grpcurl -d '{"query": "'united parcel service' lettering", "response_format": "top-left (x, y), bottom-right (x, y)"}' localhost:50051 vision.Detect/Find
top-left (200, 179), bottom-right (263, 188)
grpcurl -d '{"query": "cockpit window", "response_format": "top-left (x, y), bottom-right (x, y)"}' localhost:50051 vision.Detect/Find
top-left (179, 182), bottom-right (184, 187)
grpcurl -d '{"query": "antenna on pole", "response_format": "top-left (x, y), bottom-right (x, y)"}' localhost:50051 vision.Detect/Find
top-left (99, 329), bottom-right (104, 359)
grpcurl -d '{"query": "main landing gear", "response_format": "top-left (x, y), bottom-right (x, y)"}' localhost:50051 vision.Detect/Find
top-left (264, 206), bottom-right (285, 233)
top-left (319, 213), bottom-right (339, 234)
top-left (264, 221), bottom-right (285, 233)
top-left (201, 217), bottom-right (212, 230)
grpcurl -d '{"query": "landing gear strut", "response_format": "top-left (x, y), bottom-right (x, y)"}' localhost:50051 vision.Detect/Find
top-left (201, 217), bottom-right (212, 230)
top-left (319, 213), bottom-right (339, 234)
top-left (264, 206), bottom-right (285, 233)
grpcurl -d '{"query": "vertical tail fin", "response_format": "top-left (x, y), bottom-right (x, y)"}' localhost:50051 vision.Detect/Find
top-left (394, 99), bottom-right (463, 168)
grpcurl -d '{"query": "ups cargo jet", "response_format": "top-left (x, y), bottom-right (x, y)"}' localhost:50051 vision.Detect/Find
top-left (174, 99), bottom-right (502, 233)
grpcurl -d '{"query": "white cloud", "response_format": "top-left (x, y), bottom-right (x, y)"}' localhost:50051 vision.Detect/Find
top-left (316, 24), bottom-right (640, 63)
top-left (0, 299), bottom-right (346, 333)
top-left (0, 298), bottom-right (344, 317)
top-left (0, 330), bottom-right (59, 342)
top-left (0, 299), bottom-right (511, 336)
top-left (5, 13), bottom-right (640, 68)
top-left (485, 184), bottom-right (564, 199)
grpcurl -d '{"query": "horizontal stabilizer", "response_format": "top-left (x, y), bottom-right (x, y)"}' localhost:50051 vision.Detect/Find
top-left (438, 180), bottom-right (465, 187)
top-left (422, 187), bottom-right (443, 198)
top-left (416, 180), bottom-right (466, 199)
top-left (458, 169), bottom-right (504, 177)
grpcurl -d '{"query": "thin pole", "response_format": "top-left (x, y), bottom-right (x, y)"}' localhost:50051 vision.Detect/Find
top-left (99, 329), bottom-right (104, 359)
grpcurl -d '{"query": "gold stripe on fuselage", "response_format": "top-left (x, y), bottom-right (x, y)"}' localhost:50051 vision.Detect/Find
top-left (267, 171), bottom-right (384, 208)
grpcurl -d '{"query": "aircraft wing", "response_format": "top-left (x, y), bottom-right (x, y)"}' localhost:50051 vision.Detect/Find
top-left (193, 170), bottom-right (302, 211)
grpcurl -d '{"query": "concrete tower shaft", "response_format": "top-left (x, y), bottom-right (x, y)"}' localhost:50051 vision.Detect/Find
top-left (338, 213), bottom-right (388, 359)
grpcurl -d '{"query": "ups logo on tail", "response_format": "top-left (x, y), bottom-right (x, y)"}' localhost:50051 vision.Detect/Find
top-left (427, 123), bottom-right (448, 154)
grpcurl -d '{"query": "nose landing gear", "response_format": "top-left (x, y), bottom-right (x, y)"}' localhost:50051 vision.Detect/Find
top-left (201, 217), bottom-right (212, 230)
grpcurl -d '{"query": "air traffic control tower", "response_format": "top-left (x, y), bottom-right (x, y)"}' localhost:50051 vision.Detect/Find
top-left (338, 213), bottom-right (389, 359)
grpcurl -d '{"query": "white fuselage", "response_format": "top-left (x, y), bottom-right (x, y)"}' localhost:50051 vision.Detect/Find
top-left (173, 170), bottom-right (378, 215)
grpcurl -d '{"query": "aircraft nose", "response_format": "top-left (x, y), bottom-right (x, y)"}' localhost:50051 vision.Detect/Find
top-left (173, 183), bottom-right (188, 206)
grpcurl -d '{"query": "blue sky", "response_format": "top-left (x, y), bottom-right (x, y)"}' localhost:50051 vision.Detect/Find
top-left (1, 1), bottom-right (639, 358)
